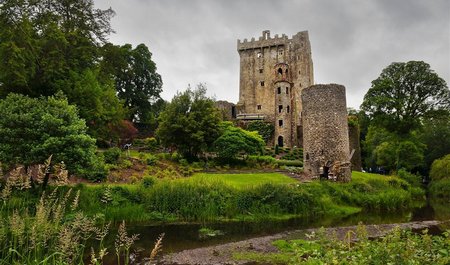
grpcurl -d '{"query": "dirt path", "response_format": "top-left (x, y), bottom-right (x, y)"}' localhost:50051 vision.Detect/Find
top-left (160, 220), bottom-right (443, 265)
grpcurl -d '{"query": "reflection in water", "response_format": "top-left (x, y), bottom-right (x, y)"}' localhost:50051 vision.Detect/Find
top-left (101, 200), bottom-right (450, 264)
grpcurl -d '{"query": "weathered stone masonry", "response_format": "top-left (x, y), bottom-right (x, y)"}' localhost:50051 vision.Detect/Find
top-left (236, 30), bottom-right (314, 148)
top-left (302, 84), bottom-right (351, 181)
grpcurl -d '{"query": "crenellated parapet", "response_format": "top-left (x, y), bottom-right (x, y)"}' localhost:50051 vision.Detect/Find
top-left (237, 30), bottom-right (309, 51)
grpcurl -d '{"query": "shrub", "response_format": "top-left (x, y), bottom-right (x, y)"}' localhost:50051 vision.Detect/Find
top-left (430, 154), bottom-right (450, 181)
top-left (0, 93), bottom-right (103, 179)
top-left (396, 169), bottom-right (422, 187)
top-left (145, 137), bottom-right (159, 151)
top-left (146, 154), bottom-right (158, 165)
top-left (141, 176), bottom-right (157, 188)
top-left (103, 147), bottom-right (122, 164)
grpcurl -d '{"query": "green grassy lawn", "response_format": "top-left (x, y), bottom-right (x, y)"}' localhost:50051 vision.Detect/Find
top-left (189, 172), bottom-right (298, 188)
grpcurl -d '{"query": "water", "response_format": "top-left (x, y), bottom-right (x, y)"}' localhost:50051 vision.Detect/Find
top-left (100, 200), bottom-right (450, 264)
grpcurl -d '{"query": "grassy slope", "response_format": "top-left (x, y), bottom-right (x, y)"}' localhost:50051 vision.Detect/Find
top-left (2, 172), bottom-right (423, 223)
top-left (190, 172), bottom-right (297, 188)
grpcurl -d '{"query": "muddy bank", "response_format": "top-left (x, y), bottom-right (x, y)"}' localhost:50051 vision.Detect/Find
top-left (160, 220), bottom-right (443, 265)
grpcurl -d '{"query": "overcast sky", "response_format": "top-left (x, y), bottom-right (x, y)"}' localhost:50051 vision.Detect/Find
top-left (95, 0), bottom-right (449, 109)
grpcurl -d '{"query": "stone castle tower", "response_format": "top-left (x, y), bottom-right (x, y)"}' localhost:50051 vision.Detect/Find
top-left (236, 30), bottom-right (314, 148)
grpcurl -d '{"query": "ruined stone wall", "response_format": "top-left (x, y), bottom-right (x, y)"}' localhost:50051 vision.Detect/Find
top-left (302, 84), bottom-right (350, 180)
top-left (236, 30), bottom-right (313, 147)
top-left (215, 100), bottom-right (236, 121)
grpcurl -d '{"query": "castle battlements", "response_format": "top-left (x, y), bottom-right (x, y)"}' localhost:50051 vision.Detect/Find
top-left (237, 30), bottom-right (309, 51)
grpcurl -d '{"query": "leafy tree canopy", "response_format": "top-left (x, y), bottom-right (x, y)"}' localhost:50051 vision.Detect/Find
top-left (156, 84), bottom-right (222, 159)
top-left (99, 43), bottom-right (163, 124)
top-left (0, 93), bottom-right (106, 180)
top-left (361, 61), bottom-right (449, 135)
top-left (214, 123), bottom-right (265, 159)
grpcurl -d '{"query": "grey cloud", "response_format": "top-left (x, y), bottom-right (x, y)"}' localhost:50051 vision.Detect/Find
top-left (96, 0), bottom-right (450, 109)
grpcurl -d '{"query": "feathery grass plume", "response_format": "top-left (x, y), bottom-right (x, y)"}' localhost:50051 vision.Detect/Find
top-left (53, 162), bottom-right (69, 186)
top-left (71, 190), bottom-right (80, 211)
top-left (6, 165), bottom-right (31, 190)
top-left (149, 233), bottom-right (165, 265)
top-left (10, 210), bottom-right (25, 247)
top-left (101, 185), bottom-right (113, 204)
top-left (115, 220), bottom-right (139, 265)
top-left (56, 225), bottom-right (80, 264)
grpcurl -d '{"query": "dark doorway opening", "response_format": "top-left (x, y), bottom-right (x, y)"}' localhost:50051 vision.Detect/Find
top-left (277, 136), bottom-right (284, 147)
top-left (321, 166), bottom-right (329, 180)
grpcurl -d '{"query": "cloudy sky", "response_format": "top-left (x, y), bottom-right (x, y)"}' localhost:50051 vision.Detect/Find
top-left (95, 0), bottom-right (449, 109)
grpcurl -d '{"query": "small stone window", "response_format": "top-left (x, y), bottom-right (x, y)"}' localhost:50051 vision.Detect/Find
top-left (278, 120), bottom-right (283, 127)
top-left (278, 68), bottom-right (283, 75)
top-left (277, 87), bottom-right (281, 94)
top-left (257, 105), bottom-right (262, 110)
top-left (260, 81), bottom-right (265, 87)
top-left (278, 50), bottom-right (283, 56)
top-left (259, 69), bottom-right (263, 73)
top-left (278, 105), bottom-right (283, 113)
top-left (286, 87), bottom-right (289, 94)
top-left (286, 69), bottom-right (288, 74)
top-left (287, 106), bottom-right (290, 113)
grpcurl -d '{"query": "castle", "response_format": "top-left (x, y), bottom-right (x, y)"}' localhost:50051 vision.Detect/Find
top-left (235, 30), bottom-right (314, 148)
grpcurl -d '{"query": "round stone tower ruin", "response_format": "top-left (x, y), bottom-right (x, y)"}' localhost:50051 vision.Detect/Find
top-left (302, 84), bottom-right (351, 182)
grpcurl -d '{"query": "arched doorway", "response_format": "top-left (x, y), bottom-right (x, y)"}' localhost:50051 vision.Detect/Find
top-left (277, 136), bottom-right (284, 147)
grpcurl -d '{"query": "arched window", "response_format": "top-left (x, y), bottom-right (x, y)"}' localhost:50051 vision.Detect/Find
top-left (286, 69), bottom-right (288, 74)
top-left (287, 106), bottom-right (290, 113)
top-left (277, 87), bottom-right (281, 94)
top-left (278, 68), bottom-right (283, 75)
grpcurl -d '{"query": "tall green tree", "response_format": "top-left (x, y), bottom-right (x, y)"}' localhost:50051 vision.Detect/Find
top-left (100, 43), bottom-right (163, 124)
top-left (156, 84), bottom-right (222, 159)
top-left (0, 0), bottom-right (126, 140)
top-left (361, 61), bottom-right (449, 135)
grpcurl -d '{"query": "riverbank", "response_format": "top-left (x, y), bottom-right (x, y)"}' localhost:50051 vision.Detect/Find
top-left (161, 220), bottom-right (447, 265)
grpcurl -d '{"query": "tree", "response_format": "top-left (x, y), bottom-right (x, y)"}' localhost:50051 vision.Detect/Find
top-left (156, 84), bottom-right (222, 159)
top-left (0, 93), bottom-right (106, 180)
top-left (419, 114), bottom-right (450, 173)
top-left (361, 61), bottom-right (449, 135)
top-left (0, 0), bottom-right (125, 139)
top-left (100, 43), bottom-right (163, 123)
top-left (214, 124), bottom-right (265, 159)
top-left (429, 154), bottom-right (450, 181)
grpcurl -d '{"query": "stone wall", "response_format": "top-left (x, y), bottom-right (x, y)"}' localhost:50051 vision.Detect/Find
top-left (302, 84), bottom-right (351, 181)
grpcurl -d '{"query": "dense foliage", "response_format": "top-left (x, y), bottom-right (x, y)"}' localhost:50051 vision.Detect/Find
top-left (214, 123), bottom-right (265, 159)
top-left (100, 43), bottom-right (164, 124)
top-left (246, 121), bottom-right (275, 143)
top-left (234, 226), bottom-right (450, 264)
top-left (0, 93), bottom-right (105, 179)
top-left (156, 84), bottom-right (222, 159)
top-left (0, 0), bottom-right (163, 143)
top-left (360, 61), bottom-right (450, 175)
top-left (361, 61), bottom-right (449, 135)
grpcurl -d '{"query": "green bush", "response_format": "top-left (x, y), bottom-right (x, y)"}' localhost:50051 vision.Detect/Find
top-left (146, 154), bottom-right (158, 165)
top-left (430, 154), bottom-right (450, 181)
top-left (396, 169), bottom-right (422, 187)
top-left (0, 93), bottom-right (104, 179)
top-left (141, 176), bottom-right (157, 188)
top-left (429, 178), bottom-right (450, 199)
top-left (144, 137), bottom-right (158, 151)
top-left (103, 147), bottom-right (122, 164)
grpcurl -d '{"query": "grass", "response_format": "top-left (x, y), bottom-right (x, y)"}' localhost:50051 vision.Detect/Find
top-left (189, 172), bottom-right (297, 188)
top-left (1, 171), bottom-right (424, 224)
